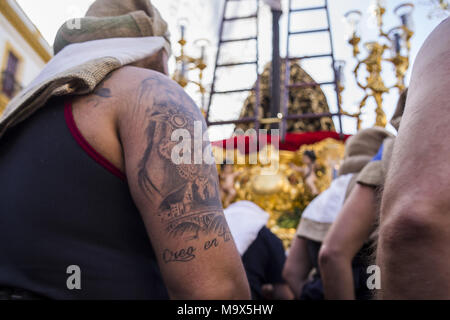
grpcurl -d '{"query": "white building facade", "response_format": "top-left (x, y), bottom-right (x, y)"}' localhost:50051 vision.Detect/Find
top-left (0, 0), bottom-right (51, 114)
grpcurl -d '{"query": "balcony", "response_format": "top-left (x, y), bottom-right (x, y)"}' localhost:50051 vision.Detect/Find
top-left (0, 71), bottom-right (23, 114)
top-left (1, 70), bottom-right (23, 100)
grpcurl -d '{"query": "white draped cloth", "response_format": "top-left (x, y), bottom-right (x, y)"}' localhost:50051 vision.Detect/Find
top-left (296, 173), bottom-right (354, 242)
top-left (302, 173), bottom-right (354, 224)
top-left (224, 201), bottom-right (269, 256)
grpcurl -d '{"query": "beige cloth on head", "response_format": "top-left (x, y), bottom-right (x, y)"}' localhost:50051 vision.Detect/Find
top-left (0, 0), bottom-right (170, 141)
top-left (356, 137), bottom-right (395, 188)
top-left (54, 0), bottom-right (171, 56)
top-left (339, 127), bottom-right (394, 176)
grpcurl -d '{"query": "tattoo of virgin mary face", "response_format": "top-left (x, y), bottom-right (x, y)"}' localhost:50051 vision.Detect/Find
top-left (135, 75), bottom-right (231, 249)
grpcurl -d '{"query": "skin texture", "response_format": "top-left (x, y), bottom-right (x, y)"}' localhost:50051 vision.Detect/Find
top-left (71, 59), bottom-right (250, 299)
top-left (282, 236), bottom-right (313, 299)
top-left (377, 17), bottom-right (450, 299)
top-left (261, 283), bottom-right (295, 300)
top-left (319, 184), bottom-right (377, 300)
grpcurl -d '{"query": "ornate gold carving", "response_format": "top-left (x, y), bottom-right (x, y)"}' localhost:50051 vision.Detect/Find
top-left (346, 3), bottom-right (414, 128)
top-left (214, 138), bottom-right (346, 248)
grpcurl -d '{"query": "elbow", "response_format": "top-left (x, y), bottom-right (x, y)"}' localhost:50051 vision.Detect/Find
top-left (205, 278), bottom-right (251, 300)
top-left (223, 277), bottom-right (251, 300)
top-left (379, 202), bottom-right (442, 254)
top-left (319, 245), bottom-right (342, 270)
top-left (318, 244), bottom-right (350, 275)
top-left (377, 202), bottom-right (446, 299)
top-left (169, 277), bottom-right (250, 300)
top-left (381, 176), bottom-right (450, 248)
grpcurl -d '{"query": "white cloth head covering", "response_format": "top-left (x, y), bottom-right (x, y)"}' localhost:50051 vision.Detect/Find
top-left (301, 173), bottom-right (354, 224)
top-left (296, 173), bottom-right (354, 242)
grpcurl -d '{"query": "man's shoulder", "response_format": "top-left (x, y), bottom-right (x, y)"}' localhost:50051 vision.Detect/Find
top-left (110, 66), bottom-right (200, 118)
top-left (109, 66), bottom-right (174, 97)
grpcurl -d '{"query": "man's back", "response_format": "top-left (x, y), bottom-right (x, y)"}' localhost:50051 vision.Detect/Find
top-left (0, 97), bottom-right (168, 299)
top-left (0, 66), bottom-right (250, 299)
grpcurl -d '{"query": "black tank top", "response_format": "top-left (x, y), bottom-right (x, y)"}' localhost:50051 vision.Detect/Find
top-left (0, 98), bottom-right (168, 299)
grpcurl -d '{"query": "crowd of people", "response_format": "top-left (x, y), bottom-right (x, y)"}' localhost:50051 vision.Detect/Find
top-left (0, 0), bottom-right (448, 300)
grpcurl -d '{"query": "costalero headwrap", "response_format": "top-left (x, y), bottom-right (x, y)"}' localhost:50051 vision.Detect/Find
top-left (53, 0), bottom-right (171, 56)
top-left (0, 0), bottom-right (171, 140)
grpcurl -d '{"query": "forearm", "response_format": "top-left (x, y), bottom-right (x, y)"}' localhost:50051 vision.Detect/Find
top-left (282, 237), bottom-right (312, 299)
top-left (320, 255), bottom-right (355, 300)
top-left (284, 272), bottom-right (308, 299)
top-left (272, 283), bottom-right (295, 300)
top-left (319, 184), bottom-right (377, 300)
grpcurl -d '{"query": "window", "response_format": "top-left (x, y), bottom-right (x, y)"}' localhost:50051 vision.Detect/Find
top-left (2, 51), bottom-right (19, 98)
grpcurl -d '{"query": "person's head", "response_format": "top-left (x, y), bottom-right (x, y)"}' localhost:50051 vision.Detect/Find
top-left (221, 164), bottom-right (234, 174)
top-left (303, 150), bottom-right (316, 165)
top-left (53, 0), bottom-right (171, 73)
top-left (338, 127), bottom-right (393, 176)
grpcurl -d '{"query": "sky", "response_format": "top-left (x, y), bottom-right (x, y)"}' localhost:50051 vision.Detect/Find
top-left (16, 0), bottom-right (448, 141)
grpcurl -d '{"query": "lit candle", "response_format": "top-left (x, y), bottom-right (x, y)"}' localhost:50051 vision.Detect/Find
top-left (344, 10), bottom-right (362, 40)
top-left (394, 3), bottom-right (414, 31)
top-left (181, 60), bottom-right (187, 78)
top-left (400, 14), bottom-right (408, 27)
top-left (334, 60), bottom-right (345, 85)
top-left (394, 32), bottom-right (401, 54)
top-left (200, 46), bottom-right (206, 61)
top-left (180, 24), bottom-right (185, 39)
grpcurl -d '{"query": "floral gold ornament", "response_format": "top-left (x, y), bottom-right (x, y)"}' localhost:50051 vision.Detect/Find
top-left (213, 137), bottom-right (346, 248)
top-left (345, 2), bottom-right (414, 128)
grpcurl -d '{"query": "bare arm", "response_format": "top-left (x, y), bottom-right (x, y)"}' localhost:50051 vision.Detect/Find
top-left (282, 236), bottom-right (313, 299)
top-left (118, 68), bottom-right (250, 299)
top-left (377, 18), bottom-right (450, 299)
top-left (319, 184), bottom-right (377, 299)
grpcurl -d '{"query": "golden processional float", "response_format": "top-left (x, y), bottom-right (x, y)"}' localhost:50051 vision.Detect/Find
top-left (173, 0), bottom-right (415, 248)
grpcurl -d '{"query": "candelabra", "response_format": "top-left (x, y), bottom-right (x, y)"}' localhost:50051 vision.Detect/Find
top-left (344, 2), bottom-right (414, 128)
top-left (172, 19), bottom-right (209, 113)
top-left (426, 0), bottom-right (449, 18)
top-left (333, 59), bottom-right (364, 129)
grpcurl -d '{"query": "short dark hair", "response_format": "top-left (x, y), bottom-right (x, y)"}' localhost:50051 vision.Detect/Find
top-left (303, 150), bottom-right (316, 162)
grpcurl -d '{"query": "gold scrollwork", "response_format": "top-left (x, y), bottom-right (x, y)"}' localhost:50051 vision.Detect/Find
top-left (214, 137), bottom-right (346, 248)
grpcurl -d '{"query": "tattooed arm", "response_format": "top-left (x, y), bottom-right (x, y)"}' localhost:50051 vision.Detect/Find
top-left (117, 67), bottom-right (250, 299)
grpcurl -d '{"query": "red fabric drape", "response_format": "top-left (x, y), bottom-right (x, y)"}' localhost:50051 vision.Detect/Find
top-left (211, 131), bottom-right (350, 154)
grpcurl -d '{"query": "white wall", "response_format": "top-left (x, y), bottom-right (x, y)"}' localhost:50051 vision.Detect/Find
top-left (0, 13), bottom-right (47, 89)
